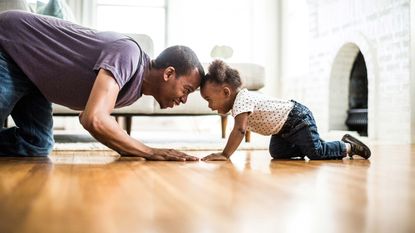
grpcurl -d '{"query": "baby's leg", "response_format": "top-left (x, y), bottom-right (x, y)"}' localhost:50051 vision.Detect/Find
top-left (282, 116), bottom-right (346, 160)
top-left (279, 101), bottom-right (346, 160)
top-left (269, 134), bottom-right (303, 159)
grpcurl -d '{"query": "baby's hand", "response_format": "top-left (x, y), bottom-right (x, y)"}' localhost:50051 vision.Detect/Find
top-left (201, 153), bottom-right (229, 161)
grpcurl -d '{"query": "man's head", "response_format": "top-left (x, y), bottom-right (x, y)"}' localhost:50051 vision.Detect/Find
top-left (151, 46), bottom-right (204, 109)
top-left (200, 60), bottom-right (242, 114)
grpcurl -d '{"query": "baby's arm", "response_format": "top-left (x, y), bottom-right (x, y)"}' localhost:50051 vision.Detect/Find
top-left (222, 112), bottom-right (249, 157)
top-left (202, 112), bottom-right (249, 161)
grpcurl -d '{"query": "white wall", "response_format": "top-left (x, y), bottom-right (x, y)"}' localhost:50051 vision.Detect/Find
top-left (280, 0), bottom-right (309, 100)
top-left (251, 0), bottom-right (280, 96)
top-left (411, 0), bottom-right (415, 143)
top-left (281, 0), bottom-right (413, 143)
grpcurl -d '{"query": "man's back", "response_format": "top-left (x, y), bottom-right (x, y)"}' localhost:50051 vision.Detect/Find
top-left (0, 10), bottom-right (148, 110)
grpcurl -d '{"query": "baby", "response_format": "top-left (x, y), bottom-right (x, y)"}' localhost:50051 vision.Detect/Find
top-left (200, 60), bottom-right (371, 161)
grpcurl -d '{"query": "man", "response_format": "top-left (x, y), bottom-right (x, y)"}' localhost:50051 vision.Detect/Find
top-left (0, 10), bottom-right (204, 161)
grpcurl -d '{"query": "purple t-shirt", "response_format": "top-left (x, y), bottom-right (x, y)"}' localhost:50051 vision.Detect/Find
top-left (0, 10), bottom-right (149, 110)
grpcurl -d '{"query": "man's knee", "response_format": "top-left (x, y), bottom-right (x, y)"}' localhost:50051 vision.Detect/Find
top-left (32, 134), bottom-right (54, 156)
top-left (23, 140), bottom-right (53, 156)
top-left (19, 129), bottom-right (54, 156)
top-left (37, 140), bottom-right (54, 156)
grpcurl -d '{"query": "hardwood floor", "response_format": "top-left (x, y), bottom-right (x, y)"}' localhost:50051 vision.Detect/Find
top-left (0, 145), bottom-right (414, 233)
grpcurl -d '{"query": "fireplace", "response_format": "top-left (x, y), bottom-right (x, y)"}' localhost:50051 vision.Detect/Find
top-left (345, 52), bottom-right (368, 136)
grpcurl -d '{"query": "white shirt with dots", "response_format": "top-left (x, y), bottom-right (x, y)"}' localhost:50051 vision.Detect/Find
top-left (231, 88), bottom-right (294, 136)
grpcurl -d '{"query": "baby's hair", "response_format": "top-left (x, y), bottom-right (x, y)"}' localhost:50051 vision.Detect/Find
top-left (201, 59), bottom-right (242, 89)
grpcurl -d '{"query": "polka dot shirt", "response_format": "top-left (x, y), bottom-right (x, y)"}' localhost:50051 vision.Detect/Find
top-left (231, 88), bottom-right (294, 135)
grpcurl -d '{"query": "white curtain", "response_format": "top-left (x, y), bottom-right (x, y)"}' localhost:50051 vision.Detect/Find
top-left (0, 0), bottom-right (29, 12)
top-left (65, 0), bottom-right (96, 27)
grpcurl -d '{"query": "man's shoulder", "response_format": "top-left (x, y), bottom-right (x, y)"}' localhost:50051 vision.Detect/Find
top-left (0, 10), bottom-right (34, 27)
top-left (0, 10), bottom-right (32, 19)
top-left (100, 37), bottom-right (144, 58)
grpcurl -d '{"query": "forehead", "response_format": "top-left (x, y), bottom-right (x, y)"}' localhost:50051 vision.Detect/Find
top-left (201, 81), bottom-right (220, 95)
top-left (178, 68), bottom-right (201, 89)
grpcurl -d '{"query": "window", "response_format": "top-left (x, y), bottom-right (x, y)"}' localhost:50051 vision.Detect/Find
top-left (95, 0), bottom-right (166, 55)
top-left (166, 0), bottom-right (255, 62)
top-left (26, 0), bottom-right (49, 9)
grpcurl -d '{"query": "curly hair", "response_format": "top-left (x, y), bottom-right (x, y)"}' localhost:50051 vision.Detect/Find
top-left (201, 59), bottom-right (242, 89)
top-left (152, 45), bottom-right (205, 78)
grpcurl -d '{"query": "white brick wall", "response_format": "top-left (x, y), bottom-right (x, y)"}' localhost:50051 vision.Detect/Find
top-left (281, 0), bottom-right (413, 143)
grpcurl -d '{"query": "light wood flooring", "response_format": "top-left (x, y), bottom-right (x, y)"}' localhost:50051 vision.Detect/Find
top-left (0, 144), bottom-right (414, 233)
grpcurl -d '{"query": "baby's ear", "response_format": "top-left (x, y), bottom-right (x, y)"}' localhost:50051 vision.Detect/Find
top-left (223, 86), bottom-right (231, 96)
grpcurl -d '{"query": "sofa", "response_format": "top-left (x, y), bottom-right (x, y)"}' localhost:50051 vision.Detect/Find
top-left (52, 34), bottom-right (265, 142)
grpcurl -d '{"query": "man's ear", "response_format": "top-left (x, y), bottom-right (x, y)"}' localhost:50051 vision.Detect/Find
top-left (163, 66), bottom-right (176, 81)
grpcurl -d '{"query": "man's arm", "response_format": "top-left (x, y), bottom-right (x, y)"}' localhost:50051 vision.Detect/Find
top-left (79, 69), bottom-right (198, 161)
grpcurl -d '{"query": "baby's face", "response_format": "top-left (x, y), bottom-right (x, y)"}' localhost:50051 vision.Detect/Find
top-left (200, 82), bottom-right (231, 114)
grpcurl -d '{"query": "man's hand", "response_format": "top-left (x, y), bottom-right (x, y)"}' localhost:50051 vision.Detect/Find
top-left (201, 152), bottom-right (229, 161)
top-left (80, 69), bottom-right (201, 161)
top-left (144, 148), bottom-right (199, 161)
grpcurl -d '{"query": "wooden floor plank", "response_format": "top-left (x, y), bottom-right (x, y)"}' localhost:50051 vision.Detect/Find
top-left (0, 145), bottom-right (414, 233)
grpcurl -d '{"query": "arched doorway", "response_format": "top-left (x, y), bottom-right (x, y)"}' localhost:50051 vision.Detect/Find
top-left (329, 38), bottom-right (377, 139)
top-left (345, 52), bottom-right (368, 136)
top-left (329, 43), bottom-right (370, 136)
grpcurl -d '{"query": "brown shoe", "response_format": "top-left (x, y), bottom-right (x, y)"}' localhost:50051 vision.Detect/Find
top-left (341, 134), bottom-right (371, 159)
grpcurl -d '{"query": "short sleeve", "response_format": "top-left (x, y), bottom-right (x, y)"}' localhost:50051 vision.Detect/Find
top-left (232, 89), bottom-right (255, 117)
top-left (93, 39), bottom-right (140, 89)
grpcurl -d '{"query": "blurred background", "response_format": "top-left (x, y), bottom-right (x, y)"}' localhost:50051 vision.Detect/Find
top-left (5, 0), bottom-right (415, 144)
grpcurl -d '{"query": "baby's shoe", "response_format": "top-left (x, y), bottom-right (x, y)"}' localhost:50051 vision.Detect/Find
top-left (341, 134), bottom-right (371, 159)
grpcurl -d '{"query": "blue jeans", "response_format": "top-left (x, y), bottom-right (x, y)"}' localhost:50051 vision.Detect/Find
top-left (0, 50), bottom-right (54, 156)
top-left (269, 101), bottom-right (346, 160)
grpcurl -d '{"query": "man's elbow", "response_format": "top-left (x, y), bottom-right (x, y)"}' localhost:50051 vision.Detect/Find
top-left (79, 114), bottom-right (104, 134)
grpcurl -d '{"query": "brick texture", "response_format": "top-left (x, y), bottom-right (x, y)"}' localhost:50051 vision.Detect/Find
top-left (281, 0), bottom-right (411, 143)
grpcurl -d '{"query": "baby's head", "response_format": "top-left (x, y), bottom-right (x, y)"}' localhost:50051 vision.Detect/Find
top-left (200, 60), bottom-right (242, 114)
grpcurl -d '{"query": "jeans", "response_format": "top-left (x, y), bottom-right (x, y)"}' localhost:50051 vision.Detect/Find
top-left (269, 101), bottom-right (346, 160)
top-left (0, 50), bottom-right (54, 156)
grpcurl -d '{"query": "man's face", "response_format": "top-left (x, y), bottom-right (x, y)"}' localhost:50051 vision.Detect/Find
top-left (157, 67), bottom-right (201, 109)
